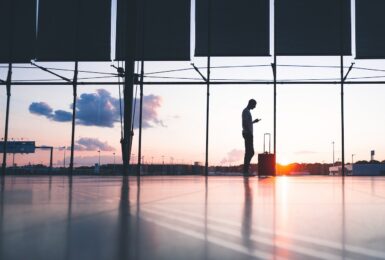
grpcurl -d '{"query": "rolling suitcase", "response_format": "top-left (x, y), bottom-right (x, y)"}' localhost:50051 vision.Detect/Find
top-left (258, 133), bottom-right (276, 176)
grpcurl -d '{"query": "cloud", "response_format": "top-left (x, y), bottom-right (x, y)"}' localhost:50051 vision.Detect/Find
top-left (72, 137), bottom-right (115, 151)
top-left (76, 89), bottom-right (120, 127)
top-left (29, 89), bottom-right (165, 129)
top-left (221, 149), bottom-right (244, 164)
top-left (29, 102), bottom-right (72, 122)
top-left (52, 110), bottom-right (72, 122)
top-left (133, 94), bottom-right (165, 128)
top-left (29, 102), bottom-right (53, 117)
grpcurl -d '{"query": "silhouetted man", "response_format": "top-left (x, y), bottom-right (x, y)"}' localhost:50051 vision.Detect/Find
top-left (242, 99), bottom-right (261, 176)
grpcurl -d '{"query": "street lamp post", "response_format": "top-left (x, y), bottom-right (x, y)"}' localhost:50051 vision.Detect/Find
top-left (352, 154), bottom-right (355, 165)
top-left (98, 150), bottom-right (101, 166)
top-left (113, 152), bottom-right (116, 173)
top-left (131, 154), bottom-right (135, 164)
top-left (63, 147), bottom-right (66, 168)
top-left (332, 141), bottom-right (335, 166)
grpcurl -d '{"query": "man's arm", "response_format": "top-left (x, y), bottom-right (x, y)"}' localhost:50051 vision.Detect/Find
top-left (253, 118), bottom-right (261, 124)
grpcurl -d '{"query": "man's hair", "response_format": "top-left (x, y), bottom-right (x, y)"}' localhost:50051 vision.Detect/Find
top-left (248, 99), bottom-right (257, 106)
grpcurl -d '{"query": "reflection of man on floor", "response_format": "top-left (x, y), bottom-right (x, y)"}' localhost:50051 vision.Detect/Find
top-left (242, 99), bottom-right (261, 175)
top-left (242, 177), bottom-right (253, 248)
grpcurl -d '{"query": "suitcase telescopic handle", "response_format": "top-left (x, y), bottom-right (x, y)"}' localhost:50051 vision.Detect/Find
top-left (264, 133), bottom-right (271, 153)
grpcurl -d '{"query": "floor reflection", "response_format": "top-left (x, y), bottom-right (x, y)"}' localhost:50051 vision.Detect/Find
top-left (0, 176), bottom-right (4, 260)
top-left (48, 175), bottom-right (52, 201)
top-left (204, 176), bottom-right (208, 260)
top-left (241, 177), bottom-right (253, 249)
top-left (135, 176), bottom-right (141, 260)
top-left (65, 176), bottom-right (73, 260)
top-left (117, 175), bottom-right (130, 260)
top-left (341, 177), bottom-right (346, 259)
top-left (0, 176), bottom-right (385, 259)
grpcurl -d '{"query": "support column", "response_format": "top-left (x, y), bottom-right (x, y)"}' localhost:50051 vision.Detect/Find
top-left (340, 56), bottom-right (345, 177)
top-left (273, 0), bottom-right (277, 176)
top-left (205, 65), bottom-right (210, 176)
top-left (204, 0), bottom-right (212, 176)
top-left (137, 64), bottom-right (144, 176)
top-left (339, 0), bottom-right (345, 177)
top-left (49, 147), bottom-right (53, 172)
top-left (137, 0), bottom-right (147, 177)
top-left (273, 56), bottom-right (277, 176)
top-left (122, 0), bottom-right (138, 175)
top-left (69, 62), bottom-right (78, 175)
top-left (123, 61), bottom-right (135, 176)
top-left (2, 63), bottom-right (12, 175)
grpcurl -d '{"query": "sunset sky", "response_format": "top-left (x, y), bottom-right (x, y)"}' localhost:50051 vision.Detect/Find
top-left (0, 0), bottom-right (384, 167)
top-left (1, 56), bottom-right (384, 167)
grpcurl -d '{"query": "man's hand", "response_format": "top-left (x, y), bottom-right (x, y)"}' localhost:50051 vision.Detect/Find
top-left (253, 118), bottom-right (261, 123)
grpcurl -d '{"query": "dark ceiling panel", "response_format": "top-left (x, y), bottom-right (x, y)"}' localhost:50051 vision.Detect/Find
top-left (276, 0), bottom-right (351, 56)
top-left (37, 0), bottom-right (111, 61)
top-left (0, 0), bottom-right (37, 63)
top-left (116, 0), bottom-right (191, 61)
top-left (356, 0), bottom-right (385, 59)
top-left (195, 0), bottom-right (270, 57)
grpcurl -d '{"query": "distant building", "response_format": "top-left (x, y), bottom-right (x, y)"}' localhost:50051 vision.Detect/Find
top-left (351, 164), bottom-right (385, 176)
top-left (329, 165), bottom-right (352, 176)
top-left (329, 164), bottom-right (385, 176)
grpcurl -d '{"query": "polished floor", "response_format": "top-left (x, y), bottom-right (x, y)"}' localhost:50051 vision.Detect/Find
top-left (1, 175), bottom-right (385, 260)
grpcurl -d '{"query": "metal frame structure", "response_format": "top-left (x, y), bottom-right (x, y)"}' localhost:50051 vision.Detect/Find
top-left (35, 146), bottom-right (54, 171)
top-left (1, 64), bottom-right (382, 176)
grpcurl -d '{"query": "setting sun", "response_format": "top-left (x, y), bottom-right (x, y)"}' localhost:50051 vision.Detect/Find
top-left (277, 157), bottom-right (291, 166)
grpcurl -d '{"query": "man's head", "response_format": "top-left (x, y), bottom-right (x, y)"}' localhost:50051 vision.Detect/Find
top-left (247, 99), bottom-right (257, 109)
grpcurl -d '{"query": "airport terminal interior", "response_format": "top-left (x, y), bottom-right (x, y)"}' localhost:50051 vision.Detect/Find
top-left (2, 0), bottom-right (385, 259)
top-left (1, 175), bottom-right (385, 260)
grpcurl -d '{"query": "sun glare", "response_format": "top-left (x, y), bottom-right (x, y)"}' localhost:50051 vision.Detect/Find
top-left (277, 157), bottom-right (291, 166)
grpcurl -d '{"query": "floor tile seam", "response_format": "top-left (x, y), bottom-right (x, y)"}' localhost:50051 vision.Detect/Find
top-left (141, 212), bottom-right (312, 259)
top-left (141, 207), bottom-right (346, 260)
top-left (342, 217), bottom-right (385, 235)
top-left (135, 184), bottom-right (226, 206)
top-left (343, 186), bottom-right (385, 200)
top-left (140, 214), bottom-right (280, 260)
top-left (141, 202), bottom-right (385, 206)
top-left (140, 208), bottom-right (290, 260)
top-left (146, 204), bottom-right (385, 259)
